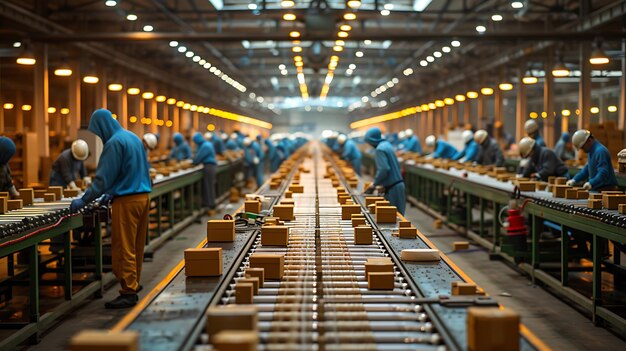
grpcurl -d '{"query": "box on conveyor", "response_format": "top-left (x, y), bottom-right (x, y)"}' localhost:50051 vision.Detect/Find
top-left (398, 226), bottom-right (417, 239)
top-left (376, 206), bottom-right (397, 223)
top-left (577, 190), bottom-right (589, 199)
top-left (352, 218), bottom-right (366, 227)
top-left (184, 248), bottom-right (222, 277)
top-left (212, 330), bottom-right (258, 351)
top-left (18, 188), bottom-right (34, 206)
top-left (244, 200), bottom-right (262, 214)
top-left (7, 199), bottom-right (22, 211)
top-left (261, 225), bottom-right (289, 246)
top-left (602, 194), bottom-right (626, 210)
top-left (516, 181), bottom-right (535, 192)
top-left (235, 282), bottom-right (254, 304)
top-left (354, 226), bottom-right (373, 245)
top-left (207, 220), bottom-right (235, 242)
top-left (451, 281), bottom-right (477, 295)
top-left (238, 276), bottom-right (260, 294)
top-left (551, 185), bottom-right (570, 198)
top-left (206, 305), bottom-right (258, 337)
top-left (273, 204), bottom-right (295, 221)
top-left (398, 221), bottom-right (411, 228)
top-left (0, 197), bottom-right (7, 214)
top-left (400, 249), bottom-right (440, 262)
top-left (63, 188), bottom-right (80, 198)
top-left (364, 257), bottom-right (394, 276)
top-left (69, 330), bottom-right (139, 351)
top-left (588, 199), bottom-right (602, 209)
top-left (48, 186), bottom-right (64, 199)
top-left (467, 307), bottom-right (520, 351)
top-left (244, 268), bottom-right (265, 287)
top-left (365, 196), bottom-right (385, 206)
top-left (288, 184), bottom-right (304, 193)
top-left (249, 253), bottom-right (284, 280)
top-left (367, 272), bottom-right (395, 290)
top-left (44, 193), bottom-right (57, 202)
top-left (341, 204), bottom-right (361, 220)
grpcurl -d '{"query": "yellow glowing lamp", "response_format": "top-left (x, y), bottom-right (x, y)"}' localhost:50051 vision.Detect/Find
top-left (108, 83), bottom-right (123, 91)
top-left (608, 105), bottom-right (617, 113)
top-left (444, 98), bottom-right (455, 105)
top-left (155, 95), bottom-right (166, 102)
top-left (60, 108), bottom-right (70, 115)
top-left (481, 87), bottom-right (494, 95)
top-left (3, 103), bottom-right (14, 110)
top-left (435, 100), bottom-right (445, 107)
top-left (167, 98), bottom-right (177, 105)
top-left (499, 83), bottom-right (513, 91)
top-left (127, 88), bottom-right (140, 95)
top-left (561, 109), bottom-right (571, 116)
top-left (47, 107), bottom-right (57, 113)
top-left (455, 94), bottom-right (466, 102)
top-left (22, 104), bottom-right (32, 111)
top-left (467, 91), bottom-right (479, 99)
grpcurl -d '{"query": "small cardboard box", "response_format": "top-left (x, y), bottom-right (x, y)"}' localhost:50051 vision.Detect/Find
top-left (235, 282), bottom-right (254, 304)
top-left (399, 221), bottom-right (412, 228)
top-left (0, 197), bottom-right (7, 214)
top-left (212, 330), bottom-right (258, 351)
top-left (588, 199), bottom-right (602, 209)
top-left (467, 307), bottom-right (520, 351)
top-left (371, 200), bottom-right (391, 214)
top-left (206, 305), bottom-right (258, 337)
top-left (273, 205), bottom-right (295, 221)
top-left (207, 220), bottom-right (235, 242)
top-left (289, 184), bottom-right (304, 193)
top-left (565, 188), bottom-right (579, 199)
top-left (552, 185), bottom-right (570, 198)
top-left (517, 181), bottom-right (535, 192)
top-left (341, 204), bottom-right (362, 220)
top-left (285, 191), bottom-right (293, 198)
top-left (351, 213), bottom-right (365, 219)
top-left (548, 176), bottom-right (556, 184)
top-left (554, 177), bottom-right (567, 185)
top-left (48, 186), bottom-right (64, 199)
top-left (352, 218), bottom-right (366, 227)
top-left (602, 194), bottom-right (626, 210)
top-left (453, 241), bottom-right (470, 251)
top-left (354, 226), bottom-right (373, 245)
top-left (270, 181), bottom-right (281, 189)
top-left (249, 253), bottom-right (284, 280)
top-left (281, 199), bottom-right (295, 206)
top-left (338, 195), bottom-right (351, 205)
top-left (238, 277), bottom-right (260, 294)
top-left (244, 268), bottom-right (265, 288)
top-left (577, 190), bottom-right (589, 199)
top-left (244, 200), bottom-right (262, 214)
top-left (18, 188), bottom-right (34, 206)
top-left (376, 206), bottom-right (397, 223)
top-left (7, 199), bottom-right (22, 211)
top-left (400, 249), bottom-right (440, 262)
top-left (364, 258), bottom-right (394, 276)
top-left (348, 180), bottom-right (359, 188)
top-left (451, 281), bottom-right (477, 295)
top-left (184, 248), bottom-right (222, 276)
top-left (365, 196), bottom-right (385, 206)
top-left (44, 193), bottom-right (57, 202)
top-left (69, 330), bottom-right (139, 351)
top-left (619, 203), bottom-right (626, 214)
top-left (367, 272), bottom-right (395, 290)
top-left (63, 188), bottom-right (80, 198)
top-left (261, 225), bottom-right (289, 247)
top-left (589, 193), bottom-right (603, 200)
top-left (398, 227), bottom-right (417, 239)
top-left (34, 189), bottom-right (47, 198)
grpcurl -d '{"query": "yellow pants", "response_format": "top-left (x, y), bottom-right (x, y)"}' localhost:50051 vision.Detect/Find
top-left (111, 193), bottom-right (150, 295)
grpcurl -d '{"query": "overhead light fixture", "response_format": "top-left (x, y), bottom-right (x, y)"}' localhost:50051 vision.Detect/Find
top-left (127, 87), bottom-right (140, 95)
top-left (340, 24), bottom-right (352, 31)
top-left (83, 76), bottom-right (99, 84)
top-left (142, 25), bottom-right (154, 32)
top-left (343, 13), bottom-right (357, 20)
top-left (48, 107), bottom-right (57, 113)
top-left (183, 103), bottom-right (191, 110)
top-left (455, 94), bottom-right (466, 102)
top-left (451, 40), bottom-right (461, 47)
top-left (333, 46), bottom-right (344, 52)
top-left (380, 9), bottom-right (390, 16)
top-left (435, 100), bottom-right (445, 107)
top-left (177, 46), bottom-right (187, 53)
top-left (347, 0), bottom-right (361, 8)
top-left (248, 3), bottom-right (258, 10)
top-left (511, 1), bottom-right (524, 9)
top-left (60, 108), bottom-right (70, 115)
top-left (281, 0), bottom-right (295, 7)
top-left (355, 51), bottom-right (364, 57)
top-left (561, 109), bottom-right (571, 116)
top-left (476, 25), bottom-right (486, 33)
top-left (3, 103), bottom-right (14, 109)
top-left (426, 56), bottom-right (434, 62)
top-left (108, 83), bottom-right (123, 91)
top-left (522, 73), bottom-right (538, 84)
top-left (499, 83), bottom-right (513, 91)
top-left (442, 46), bottom-right (451, 53)
top-left (590, 41), bottom-right (610, 65)
top-left (433, 51), bottom-right (442, 58)
top-left (176, 101), bottom-right (185, 107)
top-left (169, 41), bottom-right (178, 47)
top-left (167, 98), bottom-right (177, 105)
top-left (481, 87), bottom-right (494, 95)
top-left (428, 102), bottom-right (436, 110)
top-left (491, 14), bottom-right (503, 21)
top-left (142, 92), bottom-right (154, 99)
top-left (590, 106), bottom-right (600, 114)
top-left (105, 0), bottom-right (117, 6)
top-left (292, 46), bottom-right (302, 52)
top-left (608, 105), bottom-right (618, 112)
top-left (16, 49), bottom-right (36, 65)
top-left (289, 31), bottom-right (301, 38)
top-left (54, 66), bottom-right (73, 76)
top-left (335, 40), bottom-right (345, 46)
top-left (420, 60), bottom-right (428, 66)
top-left (126, 14), bottom-right (138, 21)
top-left (444, 98), bottom-right (455, 105)
top-left (22, 104), bottom-right (32, 111)
top-left (156, 95), bottom-right (167, 102)
top-left (185, 51), bottom-right (194, 58)
top-left (337, 31), bottom-right (349, 38)
top-left (467, 91), bottom-right (479, 99)
top-left (551, 62), bottom-right (570, 77)
top-left (283, 13), bottom-right (296, 21)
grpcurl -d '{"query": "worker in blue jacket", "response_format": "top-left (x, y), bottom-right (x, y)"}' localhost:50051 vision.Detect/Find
top-left (338, 134), bottom-right (362, 175)
top-left (566, 129), bottom-right (618, 191)
top-left (205, 132), bottom-right (225, 156)
top-left (243, 137), bottom-right (265, 188)
top-left (452, 130), bottom-right (479, 162)
top-left (192, 132), bottom-right (218, 214)
top-left (265, 138), bottom-right (281, 172)
top-left (425, 135), bottom-right (458, 159)
top-left (225, 133), bottom-right (239, 151)
top-left (70, 109), bottom-right (151, 309)
top-left (50, 139), bottom-right (89, 189)
top-left (518, 137), bottom-right (569, 180)
top-left (363, 127), bottom-right (406, 215)
top-left (525, 120), bottom-right (546, 147)
top-left (0, 137), bottom-right (19, 197)
top-left (403, 129), bottom-right (422, 154)
top-left (170, 133), bottom-right (192, 161)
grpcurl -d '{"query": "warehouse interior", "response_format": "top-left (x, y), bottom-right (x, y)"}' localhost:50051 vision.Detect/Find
top-left (1, 0), bottom-right (626, 350)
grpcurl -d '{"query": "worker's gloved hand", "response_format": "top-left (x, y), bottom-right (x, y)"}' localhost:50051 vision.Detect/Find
top-left (364, 185), bottom-right (375, 194)
top-left (70, 198), bottom-right (86, 212)
top-left (83, 177), bottom-right (92, 186)
top-left (566, 179), bottom-right (576, 187)
top-left (583, 182), bottom-right (593, 190)
top-left (68, 181), bottom-right (80, 190)
top-left (253, 157), bottom-right (260, 165)
top-left (519, 159), bottom-right (529, 168)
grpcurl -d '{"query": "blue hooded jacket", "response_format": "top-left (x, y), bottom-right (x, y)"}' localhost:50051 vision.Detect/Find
top-left (0, 137), bottom-right (16, 192)
top-left (432, 140), bottom-right (458, 159)
top-left (452, 140), bottom-right (479, 162)
top-left (572, 140), bottom-right (618, 190)
top-left (225, 138), bottom-right (239, 151)
top-left (192, 132), bottom-right (217, 165)
top-left (341, 139), bottom-right (362, 175)
top-left (170, 133), bottom-right (192, 161)
top-left (81, 109), bottom-right (152, 203)
top-left (404, 135), bottom-right (422, 154)
top-left (212, 136), bottom-right (225, 156)
top-left (554, 132), bottom-right (575, 161)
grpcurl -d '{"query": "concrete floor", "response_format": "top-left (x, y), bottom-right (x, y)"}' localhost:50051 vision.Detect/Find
top-left (20, 201), bottom-right (625, 350)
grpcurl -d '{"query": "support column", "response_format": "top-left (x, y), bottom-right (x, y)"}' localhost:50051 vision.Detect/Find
top-left (150, 96), bottom-right (157, 134)
top-left (427, 109), bottom-right (434, 136)
top-left (193, 111), bottom-right (199, 131)
top-left (477, 95), bottom-right (485, 130)
top-left (419, 112), bottom-right (426, 141)
top-left (173, 105), bottom-right (180, 133)
top-left (15, 93), bottom-right (23, 133)
top-left (578, 42), bottom-right (591, 130)
top-left (544, 49), bottom-right (555, 147)
top-left (34, 43), bottom-right (49, 159)
top-left (68, 61), bottom-right (81, 140)
top-left (453, 104), bottom-right (460, 129)
top-left (516, 66), bottom-right (527, 142)
top-left (620, 38), bottom-right (626, 131)
top-left (119, 83), bottom-right (128, 129)
top-left (494, 88), bottom-right (503, 140)
top-left (138, 95), bottom-right (145, 136)
top-left (464, 99), bottom-right (471, 127)
top-left (160, 101), bottom-right (169, 152)
top-left (95, 70), bottom-right (107, 109)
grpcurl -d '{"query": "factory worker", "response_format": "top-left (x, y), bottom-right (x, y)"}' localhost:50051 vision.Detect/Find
top-left (0, 137), bottom-right (19, 197)
top-left (265, 138), bottom-right (281, 173)
top-left (518, 137), bottom-right (568, 181)
top-left (170, 132), bottom-right (192, 161)
top-left (363, 127), bottom-right (406, 215)
top-left (403, 129), bottom-right (422, 154)
top-left (524, 120), bottom-right (546, 147)
top-left (425, 135), bottom-right (458, 159)
top-left (192, 132), bottom-right (218, 214)
top-left (396, 131), bottom-right (407, 151)
top-left (338, 134), bottom-right (362, 175)
top-left (566, 130), bottom-right (618, 191)
top-left (225, 133), bottom-right (239, 151)
top-left (452, 130), bottom-right (479, 163)
top-left (243, 137), bottom-right (265, 188)
top-left (142, 133), bottom-right (158, 152)
top-left (554, 132), bottom-right (575, 161)
top-left (70, 109), bottom-right (151, 309)
top-left (205, 131), bottom-right (225, 156)
top-left (49, 139), bottom-right (89, 190)
top-left (474, 129), bottom-right (505, 167)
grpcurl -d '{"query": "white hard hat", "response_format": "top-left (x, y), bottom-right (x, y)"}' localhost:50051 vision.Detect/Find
top-left (329, 131), bottom-right (339, 139)
top-left (425, 135), bottom-right (436, 148)
top-left (572, 129), bottom-right (592, 150)
top-left (230, 133), bottom-right (238, 140)
top-left (143, 133), bottom-right (158, 150)
top-left (462, 130), bottom-right (474, 144)
top-left (524, 119), bottom-right (539, 135)
top-left (398, 131), bottom-right (406, 140)
top-left (518, 137), bottom-right (536, 158)
top-left (71, 139), bottom-right (89, 161)
top-left (474, 129), bottom-right (488, 144)
top-left (405, 129), bottom-right (414, 137)
top-left (221, 133), bottom-right (228, 140)
top-left (243, 137), bottom-right (252, 147)
top-left (338, 134), bottom-right (347, 145)
top-left (204, 132), bottom-right (213, 141)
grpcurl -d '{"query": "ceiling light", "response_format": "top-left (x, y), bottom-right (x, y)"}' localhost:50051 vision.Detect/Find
top-left (13, 42), bottom-right (21, 48)
top-left (177, 46), bottom-right (187, 52)
top-left (142, 92), bottom-right (154, 99)
top-left (384, 3), bottom-right (394, 10)
top-left (340, 24), bottom-right (352, 31)
top-left (279, 64), bottom-right (286, 70)
top-left (561, 109), bottom-right (571, 116)
top-left (126, 14), bottom-right (138, 21)
top-left (22, 104), bottom-right (32, 111)
top-left (248, 3), bottom-right (258, 10)
top-left (209, 66), bottom-right (217, 72)
top-left (428, 103), bottom-right (436, 109)
top-left (333, 46), bottom-right (343, 52)
top-left (364, 40), bottom-right (372, 45)
top-left (108, 83), bottom-right (123, 91)
top-left (435, 100), bottom-right (445, 107)
top-left (199, 59), bottom-right (206, 65)
top-left (476, 25), bottom-right (486, 33)
top-left (608, 105), bottom-right (618, 112)
top-left (283, 13), bottom-right (296, 21)
top-left (156, 95), bottom-right (166, 102)
top-left (590, 106), bottom-right (599, 114)
top-left (355, 51), bottom-right (364, 57)
top-left (551, 62), bottom-right (570, 77)
top-left (338, 31), bottom-right (349, 38)
top-left (167, 98), bottom-right (177, 105)
top-left (143, 25), bottom-right (154, 32)
top-left (451, 40), bottom-right (461, 47)
top-left (522, 75), bottom-right (538, 84)
top-left (281, 70), bottom-right (288, 75)
top-left (511, 1), bottom-right (524, 9)
top-left (204, 63), bottom-right (211, 69)
top-left (433, 51), bottom-right (442, 58)
top-left (380, 10), bottom-right (390, 16)
top-left (414, 0), bottom-right (433, 11)
top-left (48, 107), bottom-right (57, 113)
top-left (335, 40), bottom-right (345, 46)
top-left (481, 87), bottom-right (494, 95)
top-left (467, 91), bottom-right (479, 99)
top-left (442, 46), bottom-right (451, 53)
top-left (169, 41), bottom-right (178, 47)
top-left (185, 51), bottom-right (194, 58)
top-left (294, 55), bottom-right (303, 62)
top-left (16, 50), bottom-right (36, 65)
top-left (343, 13), bottom-right (357, 20)
top-left (420, 60), bottom-right (428, 66)
top-left (192, 55), bottom-right (201, 62)
top-left (491, 14), bottom-right (503, 21)
top-left (590, 47), bottom-right (610, 65)
top-left (403, 68), bottom-right (414, 76)
top-left (426, 56), bottom-right (434, 62)
top-left (289, 31), bottom-right (301, 38)
top-left (455, 94), bottom-right (466, 102)
top-left (281, 0), bottom-right (295, 7)
top-left (54, 67), bottom-right (72, 76)
top-left (499, 83), bottom-right (513, 91)
top-left (183, 103), bottom-right (191, 110)
top-left (83, 76), bottom-right (99, 84)
top-left (349, 63), bottom-right (356, 70)
top-left (60, 108), bottom-right (70, 114)
top-left (3, 103), bottom-right (14, 109)
top-left (127, 88), bottom-right (140, 95)
top-left (105, 0), bottom-right (117, 6)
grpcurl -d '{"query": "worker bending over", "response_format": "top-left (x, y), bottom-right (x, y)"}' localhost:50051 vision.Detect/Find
top-left (425, 135), bottom-right (458, 159)
top-left (243, 137), bottom-right (265, 188)
top-left (518, 137), bottom-right (568, 181)
top-left (0, 137), bottom-right (19, 197)
top-left (70, 109), bottom-right (152, 309)
top-left (566, 129), bottom-right (618, 191)
top-left (50, 139), bottom-right (89, 190)
top-left (402, 129), bottom-right (422, 154)
top-left (338, 134), bottom-right (362, 175)
top-left (265, 138), bottom-right (281, 173)
top-left (170, 133), bottom-right (192, 161)
top-left (452, 130), bottom-right (479, 163)
top-left (192, 132), bottom-right (218, 215)
top-left (474, 130), bottom-right (505, 167)
top-left (524, 120), bottom-right (546, 147)
top-left (554, 132), bottom-right (575, 161)
top-left (205, 132), bottom-right (225, 156)
top-left (364, 127), bottom-right (406, 215)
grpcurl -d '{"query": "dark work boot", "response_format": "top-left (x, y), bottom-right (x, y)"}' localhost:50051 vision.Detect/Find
top-left (104, 294), bottom-right (138, 309)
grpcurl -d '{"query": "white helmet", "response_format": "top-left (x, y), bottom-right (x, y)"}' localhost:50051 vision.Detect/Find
top-left (338, 134), bottom-right (348, 145)
top-left (71, 139), bottom-right (89, 161)
top-left (425, 135), bottom-right (436, 148)
top-left (462, 130), bottom-right (474, 144)
top-left (524, 120), bottom-right (539, 135)
top-left (204, 132), bottom-right (213, 141)
top-left (518, 137), bottom-right (536, 158)
top-left (143, 133), bottom-right (158, 150)
top-left (221, 133), bottom-right (228, 140)
top-left (243, 137), bottom-right (252, 147)
top-left (405, 128), bottom-right (414, 137)
top-left (572, 129), bottom-right (592, 150)
top-left (230, 133), bottom-right (238, 140)
top-left (474, 129), bottom-right (488, 144)
top-left (398, 131), bottom-right (406, 140)
top-left (329, 131), bottom-right (339, 139)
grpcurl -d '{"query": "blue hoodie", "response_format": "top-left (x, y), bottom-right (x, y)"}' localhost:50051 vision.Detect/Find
top-left (404, 135), bottom-right (422, 154)
top-left (212, 136), bottom-right (225, 156)
top-left (341, 139), bottom-right (362, 175)
top-left (0, 137), bottom-right (16, 192)
top-left (192, 132), bottom-right (217, 165)
top-left (81, 109), bottom-right (152, 203)
top-left (170, 133), bottom-right (192, 161)
top-left (452, 140), bottom-right (479, 162)
top-left (572, 140), bottom-right (618, 190)
top-left (432, 140), bottom-right (458, 159)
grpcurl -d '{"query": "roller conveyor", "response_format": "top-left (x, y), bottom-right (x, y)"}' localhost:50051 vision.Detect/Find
top-left (113, 143), bottom-right (547, 351)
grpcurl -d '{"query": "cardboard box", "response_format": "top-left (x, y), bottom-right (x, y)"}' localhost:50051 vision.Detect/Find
top-left (235, 282), bottom-right (254, 304)
top-left (602, 194), bottom-right (626, 210)
top-left (249, 253), bottom-right (284, 280)
top-left (371, 200), bottom-right (391, 214)
top-left (588, 199), bottom-right (602, 209)
top-left (552, 185), bottom-right (570, 198)
top-left (565, 188), bottom-right (579, 199)
top-left (207, 220), bottom-right (235, 242)
top-left (270, 181), bottom-right (280, 189)
top-left (261, 225), bottom-right (289, 247)
top-left (554, 177), bottom-right (567, 185)
top-left (238, 277), bottom-right (260, 294)
top-left (184, 248), bottom-right (222, 276)
top-left (352, 218), bottom-right (366, 227)
top-left (368, 272), bottom-right (395, 290)
top-left (18, 188), bottom-right (34, 206)
top-left (354, 226), bottom-right (373, 245)
top-left (33, 189), bottom-right (47, 198)
top-left (281, 199), bottom-right (295, 206)
top-left (244, 268), bottom-right (265, 288)
top-left (535, 182), bottom-right (548, 191)
top-left (453, 242), bottom-right (470, 251)
top-left (589, 193), bottom-right (603, 200)
top-left (69, 330), bottom-right (139, 351)
top-left (212, 330), bottom-right (258, 351)
top-left (341, 204), bottom-right (362, 220)
top-left (451, 281), bottom-right (477, 295)
top-left (365, 196), bottom-right (385, 206)
top-left (7, 199), bottom-right (22, 211)
top-left (398, 227), bottom-right (417, 239)
top-left (285, 191), bottom-right (293, 198)
top-left (273, 205), bottom-right (295, 221)
top-left (517, 181), bottom-right (535, 192)
top-left (619, 204), bottom-right (626, 215)
top-left (0, 197), bottom-right (6, 214)
top-left (577, 190), bottom-right (589, 199)
top-left (467, 307), bottom-right (520, 351)
top-left (348, 180), bottom-right (359, 188)
top-left (376, 206), bottom-right (397, 223)
top-left (351, 213), bottom-right (365, 219)
top-left (289, 184), bottom-right (304, 193)
top-left (244, 200), bottom-right (262, 214)
top-left (63, 188), bottom-right (80, 198)
top-left (399, 221), bottom-right (412, 228)
top-left (548, 176), bottom-right (556, 184)
top-left (400, 249), bottom-right (440, 262)
top-left (364, 258), bottom-right (394, 276)
top-left (48, 186), bottom-right (64, 199)
top-left (338, 195), bottom-right (351, 205)
top-left (43, 193), bottom-right (57, 202)
top-left (206, 305), bottom-right (258, 337)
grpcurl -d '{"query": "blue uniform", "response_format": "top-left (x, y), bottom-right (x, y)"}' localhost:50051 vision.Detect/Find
top-left (365, 128), bottom-right (406, 215)
top-left (452, 140), bottom-right (479, 162)
top-left (534, 133), bottom-right (546, 147)
top-left (244, 141), bottom-right (265, 187)
top-left (341, 139), bottom-right (362, 175)
top-left (81, 109), bottom-right (152, 203)
top-left (572, 140), bottom-right (618, 191)
top-left (554, 133), bottom-right (575, 161)
top-left (50, 149), bottom-right (87, 187)
top-left (432, 140), bottom-right (458, 159)
top-left (212, 137), bottom-right (225, 156)
top-left (265, 139), bottom-right (281, 172)
top-left (192, 133), bottom-right (217, 165)
top-left (225, 139), bottom-right (239, 151)
top-left (404, 136), bottom-right (422, 154)
top-left (170, 133), bottom-right (192, 161)
top-left (0, 137), bottom-right (16, 193)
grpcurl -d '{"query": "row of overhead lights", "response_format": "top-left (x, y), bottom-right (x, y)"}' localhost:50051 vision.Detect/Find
top-left (2, 103), bottom-right (70, 115)
top-left (529, 105), bottom-right (619, 119)
top-left (321, 13), bottom-right (358, 100)
top-left (281, 3), bottom-right (310, 101)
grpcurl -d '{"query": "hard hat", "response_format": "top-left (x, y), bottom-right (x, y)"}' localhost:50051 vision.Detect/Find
top-left (230, 133), bottom-right (238, 140)
top-left (405, 128), bottom-right (414, 137)
top-left (338, 134), bottom-right (347, 145)
top-left (474, 129), bottom-right (488, 144)
top-left (71, 139), bottom-right (89, 160)
top-left (524, 119), bottom-right (539, 135)
top-left (572, 129), bottom-right (592, 150)
top-left (204, 132), bottom-right (213, 141)
top-left (425, 135), bottom-right (436, 148)
top-left (518, 137), bottom-right (536, 158)
top-left (398, 131), bottom-right (406, 140)
top-left (462, 130), bottom-right (474, 144)
top-left (243, 137), bottom-right (252, 147)
top-left (143, 133), bottom-right (158, 150)
top-left (221, 133), bottom-right (228, 140)
top-left (329, 131), bottom-right (339, 139)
